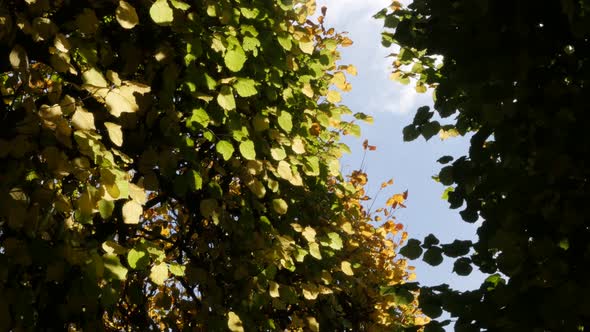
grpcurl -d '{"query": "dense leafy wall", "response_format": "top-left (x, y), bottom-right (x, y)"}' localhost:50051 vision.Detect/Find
top-left (379, 0), bottom-right (590, 331)
top-left (0, 0), bottom-right (422, 330)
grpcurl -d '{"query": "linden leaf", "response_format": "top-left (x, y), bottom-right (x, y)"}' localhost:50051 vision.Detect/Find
top-left (102, 240), bottom-right (127, 254)
top-left (127, 248), bottom-right (149, 270)
top-left (150, 262), bottom-right (169, 285)
top-left (217, 86), bottom-right (236, 111)
top-left (98, 199), bottom-right (115, 219)
top-left (327, 232), bottom-right (343, 250)
top-left (326, 90), bottom-right (342, 103)
top-left (9, 45), bottom-right (28, 70)
top-left (216, 140), bottom-right (234, 160)
top-left (169, 263), bottom-right (186, 276)
top-left (239, 140), bottom-right (256, 160)
top-left (292, 137), bottom-right (305, 154)
top-left (270, 147), bottom-right (286, 161)
top-left (71, 108), bottom-right (95, 131)
top-left (298, 36), bottom-right (314, 54)
top-left (116, 1), bottom-right (139, 29)
top-left (103, 254), bottom-right (128, 280)
top-left (150, 0), bottom-right (174, 25)
top-left (122, 200), bottom-right (143, 224)
top-left (302, 226), bottom-right (316, 243)
top-left (224, 46), bottom-right (247, 72)
top-left (188, 107), bottom-right (210, 128)
top-left (309, 242), bottom-right (322, 259)
top-left (233, 78), bottom-right (257, 97)
top-left (277, 160), bottom-right (292, 180)
top-left (104, 122), bottom-right (123, 147)
top-left (269, 281), bottom-right (280, 298)
top-left (341, 261), bottom-right (354, 276)
top-left (272, 198), bottom-right (288, 215)
top-left (82, 68), bottom-right (108, 88)
top-left (228, 312), bottom-right (245, 332)
top-left (277, 111), bottom-right (293, 132)
top-left (302, 283), bottom-right (319, 300)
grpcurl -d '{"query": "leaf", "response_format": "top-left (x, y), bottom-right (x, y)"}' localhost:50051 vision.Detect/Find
top-left (169, 263), bottom-right (186, 276)
top-left (187, 170), bottom-right (202, 191)
top-left (216, 140), bottom-right (234, 160)
top-left (224, 46), bottom-right (247, 72)
top-left (104, 122), bottom-right (123, 147)
top-left (233, 78), bottom-right (257, 97)
top-left (116, 1), bottom-right (139, 29)
top-left (82, 68), bottom-right (108, 88)
top-left (302, 283), bottom-right (319, 300)
top-left (441, 240), bottom-right (472, 257)
top-left (217, 86), bottom-right (236, 111)
top-left (326, 90), bottom-right (341, 103)
top-left (341, 261), bottom-right (354, 275)
top-left (150, 0), bottom-right (174, 25)
top-left (423, 247), bottom-right (444, 266)
top-left (188, 108), bottom-right (210, 128)
top-left (270, 147), bottom-right (286, 160)
top-left (150, 262), bottom-right (169, 285)
top-left (239, 140), bottom-right (256, 160)
top-left (327, 232), bottom-right (343, 250)
top-left (103, 254), bottom-right (128, 280)
top-left (71, 108), bottom-right (95, 131)
top-left (127, 249), bottom-right (149, 270)
top-left (421, 121), bottom-right (441, 140)
top-left (399, 239), bottom-right (423, 259)
top-left (9, 45), bottom-right (28, 70)
top-left (302, 227), bottom-right (316, 242)
top-left (272, 198), bottom-right (288, 215)
top-left (277, 111), bottom-right (293, 132)
top-left (292, 137), bottom-right (305, 154)
top-left (453, 257), bottom-right (473, 276)
top-left (102, 240), bottom-right (127, 254)
top-left (228, 311), bottom-right (245, 332)
top-left (122, 200), bottom-right (143, 224)
top-left (298, 36), bottom-right (314, 54)
top-left (269, 281), bottom-right (280, 298)
top-left (277, 160), bottom-right (292, 180)
top-left (309, 242), bottom-right (322, 259)
top-left (98, 199), bottom-right (115, 219)
top-left (403, 125), bottom-right (420, 141)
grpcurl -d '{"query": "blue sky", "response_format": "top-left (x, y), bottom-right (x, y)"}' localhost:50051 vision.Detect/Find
top-left (316, 0), bottom-right (486, 293)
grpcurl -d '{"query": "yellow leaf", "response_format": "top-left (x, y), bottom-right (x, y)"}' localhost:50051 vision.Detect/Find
top-left (302, 83), bottom-right (314, 98)
top-left (272, 198), bottom-right (288, 215)
top-left (104, 122), bottom-right (123, 147)
top-left (298, 36), bottom-right (314, 54)
top-left (341, 261), bottom-right (354, 276)
top-left (292, 137), bottom-right (305, 154)
top-left (269, 281), bottom-right (280, 298)
top-left (116, 0), bottom-right (139, 29)
top-left (54, 33), bottom-right (71, 53)
top-left (150, 262), bottom-right (168, 285)
top-left (227, 311), bottom-right (245, 332)
top-left (309, 242), bottom-right (321, 259)
top-left (302, 226), bottom-right (316, 243)
top-left (290, 223), bottom-right (303, 232)
top-left (326, 90), bottom-right (341, 103)
top-left (102, 240), bottom-right (127, 254)
top-left (331, 72), bottom-right (347, 91)
top-left (277, 160), bottom-right (292, 181)
top-left (307, 316), bottom-right (320, 332)
top-left (302, 283), bottom-right (319, 300)
top-left (342, 222), bottom-right (354, 235)
top-left (129, 183), bottom-right (147, 204)
top-left (71, 108), bottom-right (95, 131)
top-left (82, 68), bottom-right (108, 88)
top-left (346, 64), bottom-right (358, 76)
top-left (122, 200), bottom-right (142, 224)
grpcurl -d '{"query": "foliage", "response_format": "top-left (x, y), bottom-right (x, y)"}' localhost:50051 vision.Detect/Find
top-left (0, 0), bottom-right (422, 330)
top-left (379, 0), bottom-right (590, 330)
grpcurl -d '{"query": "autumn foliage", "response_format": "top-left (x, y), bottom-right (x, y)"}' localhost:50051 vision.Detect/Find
top-left (0, 0), bottom-right (422, 330)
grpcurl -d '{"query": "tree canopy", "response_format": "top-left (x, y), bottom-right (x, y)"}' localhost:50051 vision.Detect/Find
top-left (379, 0), bottom-right (590, 331)
top-left (0, 0), bottom-right (424, 330)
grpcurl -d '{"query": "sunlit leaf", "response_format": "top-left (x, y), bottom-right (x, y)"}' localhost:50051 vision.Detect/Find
top-left (116, 1), bottom-right (139, 29)
top-left (150, 0), bottom-right (174, 25)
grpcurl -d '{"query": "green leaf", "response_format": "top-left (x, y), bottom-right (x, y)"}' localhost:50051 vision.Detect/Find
top-left (216, 140), bottom-right (234, 160)
top-left (98, 199), bottom-right (115, 219)
top-left (217, 86), bottom-right (236, 111)
top-left (270, 147), bottom-right (286, 161)
top-left (423, 247), bottom-right (444, 266)
top-left (104, 254), bottom-right (128, 280)
top-left (188, 108), bottom-right (210, 128)
top-left (327, 232), bottom-right (343, 250)
top-left (187, 169), bottom-right (203, 191)
top-left (277, 111), bottom-right (293, 132)
top-left (421, 121), bottom-right (441, 140)
top-left (169, 263), bottom-right (186, 276)
top-left (233, 78), bottom-right (257, 97)
top-left (399, 239), bottom-right (423, 260)
top-left (127, 248), bottom-right (149, 270)
top-left (239, 140), bottom-right (256, 160)
top-left (224, 46), bottom-right (247, 72)
top-left (277, 34), bottom-right (292, 50)
top-left (149, 0), bottom-right (174, 25)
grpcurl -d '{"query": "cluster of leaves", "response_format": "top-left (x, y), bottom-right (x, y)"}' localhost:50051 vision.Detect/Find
top-left (0, 0), bottom-right (423, 330)
top-left (379, 0), bottom-right (590, 331)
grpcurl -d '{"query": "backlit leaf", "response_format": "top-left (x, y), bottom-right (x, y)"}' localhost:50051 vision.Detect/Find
top-left (150, 262), bottom-right (168, 285)
top-left (233, 78), bottom-right (257, 97)
top-left (216, 140), bottom-right (234, 160)
top-left (122, 200), bottom-right (142, 224)
top-left (116, 1), bottom-right (139, 29)
top-left (341, 261), bottom-right (354, 276)
top-left (224, 46), bottom-right (247, 72)
top-left (228, 312), bottom-right (245, 332)
top-left (272, 198), bottom-right (288, 215)
top-left (217, 86), bottom-right (236, 111)
top-left (150, 0), bottom-right (173, 25)
top-left (104, 122), bottom-right (123, 147)
top-left (239, 140), bottom-right (256, 160)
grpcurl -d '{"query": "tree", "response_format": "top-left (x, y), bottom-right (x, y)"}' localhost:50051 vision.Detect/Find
top-left (0, 0), bottom-right (423, 330)
top-left (379, 0), bottom-right (590, 330)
